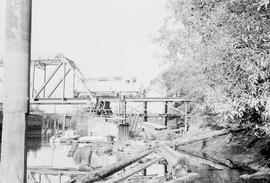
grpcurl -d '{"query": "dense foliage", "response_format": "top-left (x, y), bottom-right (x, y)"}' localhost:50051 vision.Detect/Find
top-left (155, 0), bottom-right (270, 134)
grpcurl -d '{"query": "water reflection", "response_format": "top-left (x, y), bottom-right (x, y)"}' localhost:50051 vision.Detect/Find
top-left (0, 116), bottom-right (268, 183)
top-left (118, 124), bottom-right (130, 142)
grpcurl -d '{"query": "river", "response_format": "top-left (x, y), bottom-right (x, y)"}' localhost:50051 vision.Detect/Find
top-left (0, 117), bottom-right (268, 182)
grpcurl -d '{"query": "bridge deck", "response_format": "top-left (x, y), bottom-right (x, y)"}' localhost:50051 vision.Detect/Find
top-left (30, 98), bottom-right (91, 105)
top-left (99, 97), bottom-right (192, 102)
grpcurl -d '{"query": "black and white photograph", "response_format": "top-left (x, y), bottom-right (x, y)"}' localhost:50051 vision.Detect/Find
top-left (0, 0), bottom-right (270, 182)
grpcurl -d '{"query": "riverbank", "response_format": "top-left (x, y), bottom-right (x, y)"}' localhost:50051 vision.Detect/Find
top-left (171, 115), bottom-right (270, 182)
top-left (127, 113), bottom-right (270, 182)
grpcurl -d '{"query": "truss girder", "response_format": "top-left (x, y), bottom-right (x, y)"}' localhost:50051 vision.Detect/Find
top-left (31, 54), bottom-right (94, 104)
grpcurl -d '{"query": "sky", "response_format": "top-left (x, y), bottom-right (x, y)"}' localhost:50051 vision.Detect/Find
top-left (32, 0), bottom-right (168, 87)
top-left (0, 0), bottom-right (168, 87)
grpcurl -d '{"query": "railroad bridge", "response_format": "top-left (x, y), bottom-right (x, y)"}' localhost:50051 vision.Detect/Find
top-left (0, 53), bottom-right (192, 127)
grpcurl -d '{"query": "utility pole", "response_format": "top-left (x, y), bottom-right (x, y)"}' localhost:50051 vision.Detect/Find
top-left (0, 0), bottom-right (32, 183)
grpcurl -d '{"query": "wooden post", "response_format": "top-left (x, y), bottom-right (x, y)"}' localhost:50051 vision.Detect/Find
top-left (63, 114), bottom-right (66, 131)
top-left (0, 0), bottom-right (32, 182)
top-left (57, 119), bottom-right (60, 134)
top-left (143, 101), bottom-right (147, 122)
top-left (164, 101), bottom-right (168, 126)
top-left (118, 93), bottom-right (121, 116)
top-left (184, 102), bottom-right (188, 132)
top-left (164, 164), bottom-right (168, 174)
top-left (123, 97), bottom-right (127, 123)
top-left (143, 168), bottom-right (147, 176)
top-left (43, 65), bottom-right (46, 98)
top-left (54, 119), bottom-right (57, 135)
top-left (122, 96), bottom-right (127, 123)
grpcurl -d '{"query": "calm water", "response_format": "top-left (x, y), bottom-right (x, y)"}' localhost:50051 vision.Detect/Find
top-left (0, 117), bottom-right (268, 182)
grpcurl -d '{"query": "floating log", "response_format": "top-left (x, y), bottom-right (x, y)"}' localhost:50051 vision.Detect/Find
top-left (104, 156), bottom-right (163, 183)
top-left (161, 146), bottom-right (228, 171)
top-left (66, 148), bottom-right (155, 183)
top-left (174, 130), bottom-right (228, 147)
top-left (27, 166), bottom-right (89, 176)
top-left (67, 142), bottom-right (79, 157)
top-left (240, 169), bottom-right (270, 180)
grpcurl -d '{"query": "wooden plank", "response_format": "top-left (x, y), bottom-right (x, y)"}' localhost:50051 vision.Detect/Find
top-left (27, 166), bottom-right (89, 176)
top-left (174, 130), bottom-right (228, 147)
top-left (65, 148), bottom-right (155, 183)
top-left (104, 156), bottom-right (163, 183)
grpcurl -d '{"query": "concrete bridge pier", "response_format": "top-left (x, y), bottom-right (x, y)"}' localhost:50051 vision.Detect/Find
top-left (0, 0), bottom-right (32, 183)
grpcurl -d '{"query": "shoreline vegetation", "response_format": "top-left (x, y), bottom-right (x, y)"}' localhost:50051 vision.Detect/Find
top-left (151, 0), bottom-right (270, 180)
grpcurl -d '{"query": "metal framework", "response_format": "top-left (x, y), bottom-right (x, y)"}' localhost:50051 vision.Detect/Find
top-left (30, 53), bottom-right (95, 105)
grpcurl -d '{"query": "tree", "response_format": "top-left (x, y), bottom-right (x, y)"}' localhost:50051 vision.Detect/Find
top-left (154, 0), bottom-right (270, 133)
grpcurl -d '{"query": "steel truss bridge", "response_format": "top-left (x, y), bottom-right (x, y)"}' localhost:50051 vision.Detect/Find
top-left (1, 53), bottom-right (192, 127)
top-left (30, 53), bottom-right (94, 105)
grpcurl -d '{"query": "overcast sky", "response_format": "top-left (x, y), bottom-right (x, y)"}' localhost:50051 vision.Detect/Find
top-left (0, 0), bottom-right (168, 87)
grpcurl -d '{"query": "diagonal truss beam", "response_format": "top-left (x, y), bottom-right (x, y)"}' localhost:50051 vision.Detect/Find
top-left (31, 54), bottom-right (95, 103)
top-left (46, 68), bottom-right (71, 98)
top-left (34, 62), bottom-right (63, 99)
top-left (65, 57), bottom-right (95, 99)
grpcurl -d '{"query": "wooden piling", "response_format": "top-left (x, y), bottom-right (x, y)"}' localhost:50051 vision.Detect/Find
top-left (54, 119), bottom-right (57, 135)
top-left (0, 0), bottom-right (32, 182)
top-left (184, 102), bottom-right (188, 132)
top-left (63, 114), bottom-right (66, 131)
top-left (123, 97), bottom-right (127, 123)
top-left (118, 94), bottom-right (121, 116)
top-left (143, 168), bottom-right (147, 176)
top-left (143, 101), bottom-right (147, 122)
top-left (164, 101), bottom-right (168, 126)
